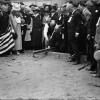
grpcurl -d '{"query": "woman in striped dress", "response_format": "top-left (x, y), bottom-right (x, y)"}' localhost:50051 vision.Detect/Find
top-left (0, 0), bottom-right (15, 56)
top-left (10, 3), bottom-right (22, 55)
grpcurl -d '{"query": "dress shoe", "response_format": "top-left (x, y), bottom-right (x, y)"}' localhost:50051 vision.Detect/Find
top-left (20, 50), bottom-right (24, 53)
top-left (92, 74), bottom-right (100, 78)
top-left (86, 68), bottom-right (91, 71)
top-left (67, 59), bottom-right (74, 62)
top-left (90, 68), bottom-right (96, 71)
top-left (90, 71), bottom-right (96, 74)
top-left (86, 67), bottom-right (96, 71)
top-left (16, 51), bottom-right (20, 55)
top-left (0, 54), bottom-right (8, 57)
top-left (67, 57), bottom-right (76, 62)
top-left (72, 61), bottom-right (80, 65)
top-left (94, 74), bottom-right (100, 78)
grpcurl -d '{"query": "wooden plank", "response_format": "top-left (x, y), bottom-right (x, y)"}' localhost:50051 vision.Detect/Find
top-left (33, 47), bottom-right (55, 54)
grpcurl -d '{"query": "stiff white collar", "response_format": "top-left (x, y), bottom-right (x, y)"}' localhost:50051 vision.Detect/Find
top-left (34, 13), bottom-right (39, 17)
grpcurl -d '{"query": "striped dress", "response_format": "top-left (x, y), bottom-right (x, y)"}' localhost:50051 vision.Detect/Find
top-left (0, 13), bottom-right (15, 55)
top-left (0, 30), bottom-right (15, 54)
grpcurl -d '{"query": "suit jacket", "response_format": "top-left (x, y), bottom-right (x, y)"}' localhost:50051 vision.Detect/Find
top-left (67, 9), bottom-right (85, 39)
top-left (88, 4), bottom-right (100, 37)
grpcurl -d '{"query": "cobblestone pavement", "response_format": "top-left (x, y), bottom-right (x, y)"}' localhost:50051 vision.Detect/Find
top-left (0, 51), bottom-right (100, 100)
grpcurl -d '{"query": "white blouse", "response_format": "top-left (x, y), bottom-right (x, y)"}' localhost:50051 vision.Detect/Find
top-left (14, 16), bottom-right (21, 24)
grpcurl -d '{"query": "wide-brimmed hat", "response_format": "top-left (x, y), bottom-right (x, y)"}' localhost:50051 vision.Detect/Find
top-left (20, 2), bottom-right (24, 5)
top-left (12, 2), bottom-right (21, 11)
top-left (51, 5), bottom-right (57, 12)
top-left (91, 0), bottom-right (98, 3)
top-left (85, 0), bottom-right (94, 6)
top-left (66, 3), bottom-right (73, 10)
top-left (33, 7), bottom-right (40, 11)
top-left (29, 4), bottom-right (37, 8)
top-left (79, 0), bottom-right (87, 6)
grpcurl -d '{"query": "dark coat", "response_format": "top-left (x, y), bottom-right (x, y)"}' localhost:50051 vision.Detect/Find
top-left (67, 9), bottom-right (86, 55)
top-left (67, 9), bottom-right (85, 41)
top-left (88, 4), bottom-right (100, 37)
top-left (0, 12), bottom-right (9, 35)
top-left (31, 14), bottom-right (43, 49)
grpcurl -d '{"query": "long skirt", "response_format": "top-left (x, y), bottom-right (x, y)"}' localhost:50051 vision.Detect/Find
top-left (14, 24), bottom-right (22, 51)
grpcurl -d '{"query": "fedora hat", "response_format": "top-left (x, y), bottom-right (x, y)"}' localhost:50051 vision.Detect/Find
top-left (85, 0), bottom-right (94, 6)
top-left (33, 7), bottom-right (40, 11)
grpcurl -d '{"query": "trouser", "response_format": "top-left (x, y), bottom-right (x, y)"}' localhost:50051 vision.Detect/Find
top-left (87, 39), bottom-right (97, 71)
top-left (49, 31), bottom-right (62, 51)
top-left (69, 38), bottom-right (80, 62)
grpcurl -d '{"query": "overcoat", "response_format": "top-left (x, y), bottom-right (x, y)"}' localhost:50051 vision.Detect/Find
top-left (31, 14), bottom-right (42, 49)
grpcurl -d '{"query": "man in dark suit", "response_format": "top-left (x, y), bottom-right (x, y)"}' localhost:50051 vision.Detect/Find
top-left (49, 6), bottom-right (64, 52)
top-left (87, 0), bottom-right (100, 71)
top-left (31, 7), bottom-right (43, 50)
top-left (67, 3), bottom-right (85, 64)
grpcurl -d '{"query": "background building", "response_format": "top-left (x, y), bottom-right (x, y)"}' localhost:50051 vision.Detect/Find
top-left (10, 0), bottom-right (66, 6)
top-left (10, 0), bottom-right (89, 7)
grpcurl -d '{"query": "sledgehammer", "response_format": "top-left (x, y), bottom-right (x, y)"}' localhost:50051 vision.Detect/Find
top-left (33, 47), bottom-right (55, 57)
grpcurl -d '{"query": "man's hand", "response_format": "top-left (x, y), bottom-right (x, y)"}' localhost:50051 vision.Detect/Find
top-left (87, 34), bottom-right (91, 40)
top-left (87, 34), bottom-right (94, 40)
top-left (54, 24), bottom-right (61, 30)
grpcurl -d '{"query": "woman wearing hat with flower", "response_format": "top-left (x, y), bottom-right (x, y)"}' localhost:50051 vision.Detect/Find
top-left (10, 2), bottom-right (22, 55)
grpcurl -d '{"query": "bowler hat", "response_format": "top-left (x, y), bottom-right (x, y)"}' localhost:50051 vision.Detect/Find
top-left (79, 0), bottom-right (86, 6)
top-left (33, 7), bottom-right (40, 11)
top-left (51, 5), bottom-right (57, 12)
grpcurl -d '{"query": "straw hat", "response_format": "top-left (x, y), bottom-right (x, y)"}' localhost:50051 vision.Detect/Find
top-left (12, 3), bottom-right (21, 11)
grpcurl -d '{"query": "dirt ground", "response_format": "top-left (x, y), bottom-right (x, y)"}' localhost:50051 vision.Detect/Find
top-left (0, 51), bottom-right (100, 100)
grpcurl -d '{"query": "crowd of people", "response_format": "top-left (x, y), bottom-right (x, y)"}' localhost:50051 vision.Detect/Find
top-left (0, 0), bottom-right (100, 77)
